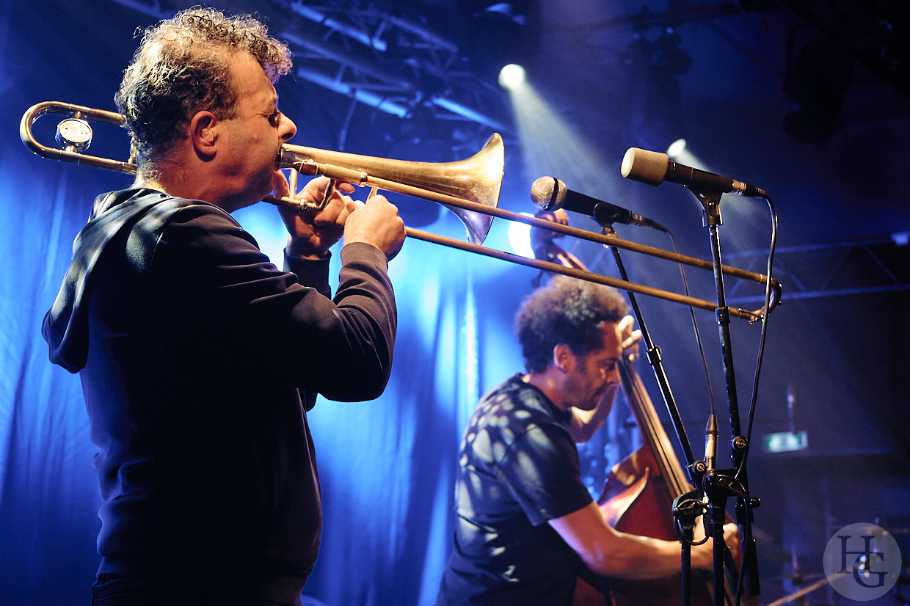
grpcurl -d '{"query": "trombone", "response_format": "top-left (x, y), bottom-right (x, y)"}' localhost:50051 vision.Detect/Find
top-left (21, 101), bottom-right (781, 321)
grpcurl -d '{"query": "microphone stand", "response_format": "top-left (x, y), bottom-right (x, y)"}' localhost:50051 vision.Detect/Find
top-left (594, 211), bottom-right (703, 606)
top-left (595, 221), bottom-right (698, 480)
top-left (686, 190), bottom-right (761, 606)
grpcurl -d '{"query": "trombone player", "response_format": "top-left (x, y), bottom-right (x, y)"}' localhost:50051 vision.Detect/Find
top-left (42, 7), bottom-right (404, 605)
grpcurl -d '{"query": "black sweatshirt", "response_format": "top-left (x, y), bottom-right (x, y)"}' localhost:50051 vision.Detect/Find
top-left (42, 189), bottom-right (396, 603)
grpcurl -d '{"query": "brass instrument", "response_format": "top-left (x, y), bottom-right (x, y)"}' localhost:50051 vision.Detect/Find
top-left (20, 101), bottom-right (781, 321)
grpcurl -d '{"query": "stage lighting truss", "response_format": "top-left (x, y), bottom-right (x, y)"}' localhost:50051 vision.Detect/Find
top-left (109, 0), bottom-right (512, 148)
top-left (724, 239), bottom-right (910, 304)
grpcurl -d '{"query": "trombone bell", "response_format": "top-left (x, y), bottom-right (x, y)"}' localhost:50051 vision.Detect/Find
top-left (278, 134), bottom-right (504, 245)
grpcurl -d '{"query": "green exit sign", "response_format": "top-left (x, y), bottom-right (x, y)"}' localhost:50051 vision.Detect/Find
top-left (762, 431), bottom-right (809, 453)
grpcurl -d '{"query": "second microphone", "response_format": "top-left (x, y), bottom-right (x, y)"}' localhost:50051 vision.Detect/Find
top-left (530, 176), bottom-right (668, 232)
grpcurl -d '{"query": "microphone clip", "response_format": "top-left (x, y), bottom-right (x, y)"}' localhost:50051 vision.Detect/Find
top-left (592, 202), bottom-right (630, 228)
top-left (689, 189), bottom-right (724, 227)
top-left (592, 202), bottom-right (669, 233)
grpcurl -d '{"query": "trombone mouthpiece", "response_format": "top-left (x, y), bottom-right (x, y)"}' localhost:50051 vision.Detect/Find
top-left (278, 147), bottom-right (318, 175)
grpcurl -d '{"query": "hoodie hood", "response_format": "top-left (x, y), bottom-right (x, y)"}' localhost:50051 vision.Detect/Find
top-left (42, 188), bottom-right (185, 372)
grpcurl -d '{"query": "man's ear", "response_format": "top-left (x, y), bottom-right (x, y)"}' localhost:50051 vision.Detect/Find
top-left (188, 111), bottom-right (218, 160)
top-left (552, 344), bottom-right (574, 373)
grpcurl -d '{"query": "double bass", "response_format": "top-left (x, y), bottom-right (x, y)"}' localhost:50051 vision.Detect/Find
top-left (594, 349), bottom-right (730, 606)
top-left (531, 213), bottom-right (739, 606)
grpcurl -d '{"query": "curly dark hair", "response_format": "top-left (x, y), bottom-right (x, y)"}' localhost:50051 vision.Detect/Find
top-left (515, 276), bottom-right (628, 373)
top-left (114, 7), bottom-right (292, 172)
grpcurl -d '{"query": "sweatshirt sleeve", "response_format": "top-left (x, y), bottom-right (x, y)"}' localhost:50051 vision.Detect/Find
top-left (152, 204), bottom-right (396, 402)
top-left (283, 249), bottom-right (332, 299)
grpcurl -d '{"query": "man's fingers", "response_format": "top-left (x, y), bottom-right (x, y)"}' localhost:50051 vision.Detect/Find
top-left (622, 329), bottom-right (642, 350)
top-left (366, 193), bottom-right (388, 205)
top-left (618, 314), bottom-right (635, 334)
top-left (316, 177), bottom-right (355, 199)
top-left (295, 176), bottom-right (335, 205)
top-left (552, 209), bottom-right (570, 225)
top-left (693, 515), bottom-right (706, 541)
top-left (292, 176), bottom-right (361, 208)
top-left (333, 197), bottom-right (359, 225)
top-left (720, 523), bottom-right (741, 561)
top-left (310, 176), bottom-right (332, 194)
top-left (312, 197), bottom-right (346, 224)
top-left (313, 194), bottom-right (362, 226)
top-left (312, 205), bottom-right (340, 225)
top-left (618, 315), bottom-right (641, 351)
top-left (723, 523), bottom-right (740, 543)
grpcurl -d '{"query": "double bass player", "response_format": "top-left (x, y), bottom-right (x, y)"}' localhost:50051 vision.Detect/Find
top-left (436, 219), bottom-right (740, 604)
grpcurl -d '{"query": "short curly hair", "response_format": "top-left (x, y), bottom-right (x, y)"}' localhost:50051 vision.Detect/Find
top-left (515, 276), bottom-right (628, 373)
top-left (114, 7), bottom-right (292, 171)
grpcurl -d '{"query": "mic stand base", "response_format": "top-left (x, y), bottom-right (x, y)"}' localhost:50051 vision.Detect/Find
top-left (673, 491), bottom-right (705, 606)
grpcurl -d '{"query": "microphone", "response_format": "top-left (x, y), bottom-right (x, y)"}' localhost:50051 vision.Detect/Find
top-left (530, 176), bottom-right (668, 232)
top-left (620, 147), bottom-right (768, 198)
top-left (704, 413), bottom-right (717, 473)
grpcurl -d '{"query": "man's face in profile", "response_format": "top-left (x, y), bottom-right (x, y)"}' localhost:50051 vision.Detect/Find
top-left (563, 321), bottom-right (622, 411)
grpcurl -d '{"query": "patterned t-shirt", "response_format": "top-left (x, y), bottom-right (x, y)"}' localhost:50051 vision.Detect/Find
top-left (438, 374), bottom-right (595, 605)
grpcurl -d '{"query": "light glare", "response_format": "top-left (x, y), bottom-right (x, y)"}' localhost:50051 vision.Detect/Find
top-left (667, 138), bottom-right (687, 158)
top-left (498, 64), bottom-right (526, 90)
top-left (507, 213), bottom-right (534, 258)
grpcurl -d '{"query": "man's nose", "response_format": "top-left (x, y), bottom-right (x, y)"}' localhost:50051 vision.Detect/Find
top-left (280, 114), bottom-right (297, 141)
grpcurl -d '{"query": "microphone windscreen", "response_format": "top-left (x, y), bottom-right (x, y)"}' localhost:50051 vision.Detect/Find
top-left (529, 176), bottom-right (566, 210)
top-left (621, 148), bottom-right (669, 186)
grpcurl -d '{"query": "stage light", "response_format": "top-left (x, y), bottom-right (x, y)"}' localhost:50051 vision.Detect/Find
top-left (667, 138), bottom-right (686, 159)
top-left (498, 64), bottom-right (526, 90)
top-left (507, 213), bottom-right (534, 258)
